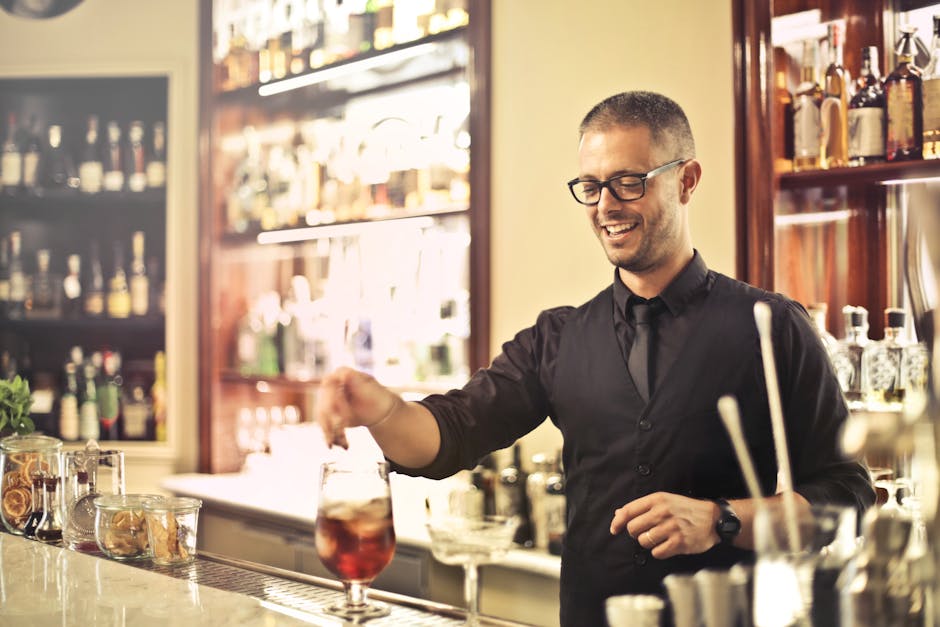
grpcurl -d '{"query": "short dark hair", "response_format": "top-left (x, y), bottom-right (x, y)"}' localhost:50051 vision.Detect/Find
top-left (579, 91), bottom-right (696, 159)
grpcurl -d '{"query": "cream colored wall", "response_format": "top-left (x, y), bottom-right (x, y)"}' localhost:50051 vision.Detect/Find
top-left (490, 1), bottom-right (737, 461)
top-left (0, 0), bottom-right (201, 488)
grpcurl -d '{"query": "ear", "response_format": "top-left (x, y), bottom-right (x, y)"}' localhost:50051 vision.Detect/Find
top-left (678, 159), bottom-right (702, 205)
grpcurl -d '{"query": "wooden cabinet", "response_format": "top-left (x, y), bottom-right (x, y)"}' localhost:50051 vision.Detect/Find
top-left (0, 76), bottom-right (168, 444)
top-left (198, 0), bottom-right (491, 472)
top-left (734, 0), bottom-right (940, 340)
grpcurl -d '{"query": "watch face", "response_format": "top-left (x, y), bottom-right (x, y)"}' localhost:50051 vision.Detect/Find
top-left (719, 518), bottom-right (741, 535)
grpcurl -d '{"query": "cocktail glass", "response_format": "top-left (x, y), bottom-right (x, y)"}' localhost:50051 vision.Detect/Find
top-left (314, 460), bottom-right (395, 620)
top-left (426, 513), bottom-right (519, 626)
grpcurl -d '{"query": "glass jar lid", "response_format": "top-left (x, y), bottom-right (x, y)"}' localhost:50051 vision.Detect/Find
top-left (142, 496), bottom-right (203, 513)
top-left (94, 494), bottom-right (161, 512)
top-left (0, 434), bottom-right (63, 453)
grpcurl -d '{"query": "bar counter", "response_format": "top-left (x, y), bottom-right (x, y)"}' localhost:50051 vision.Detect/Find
top-left (0, 532), bottom-right (533, 626)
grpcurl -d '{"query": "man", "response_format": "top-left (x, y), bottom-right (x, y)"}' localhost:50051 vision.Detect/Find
top-left (315, 91), bottom-right (875, 626)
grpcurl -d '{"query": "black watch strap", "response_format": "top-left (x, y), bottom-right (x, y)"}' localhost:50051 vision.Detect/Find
top-left (714, 498), bottom-right (741, 544)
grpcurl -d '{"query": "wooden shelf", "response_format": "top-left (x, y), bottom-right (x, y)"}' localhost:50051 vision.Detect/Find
top-left (0, 188), bottom-right (166, 212)
top-left (219, 370), bottom-right (458, 396)
top-left (778, 159), bottom-right (940, 190)
top-left (4, 315), bottom-right (165, 331)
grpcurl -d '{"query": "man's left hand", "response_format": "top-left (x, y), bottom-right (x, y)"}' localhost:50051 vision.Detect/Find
top-left (609, 492), bottom-right (719, 559)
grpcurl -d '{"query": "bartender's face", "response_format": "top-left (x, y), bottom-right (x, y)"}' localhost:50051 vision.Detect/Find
top-left (577, 124), bottom-right (689, 276)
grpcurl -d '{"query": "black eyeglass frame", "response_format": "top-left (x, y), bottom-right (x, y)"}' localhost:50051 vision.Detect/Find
top-left (566, 158), bottom-right (687, 205)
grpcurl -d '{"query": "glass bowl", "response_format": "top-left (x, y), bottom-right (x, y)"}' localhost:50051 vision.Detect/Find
top-left (94, 494), bottom-right (160, 560)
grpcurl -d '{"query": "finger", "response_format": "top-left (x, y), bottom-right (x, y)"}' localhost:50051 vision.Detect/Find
top-left (639, 528), bottom-right (662, 550)
top-left (650, 534), bottom-right (679, 559)
top-left (625, 509), bottom-right (664, 540)
top-left (610, 496), bottom-right (655, 535)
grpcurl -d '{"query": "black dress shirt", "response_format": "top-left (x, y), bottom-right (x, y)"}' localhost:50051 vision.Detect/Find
top-left (394, 251), bottom-right (875, 627)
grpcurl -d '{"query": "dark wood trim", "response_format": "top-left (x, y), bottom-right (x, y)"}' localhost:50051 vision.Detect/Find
top-left (733, 0), bottom-right (775, 289)
top-left (468, 0), bottom-right (492, 371)
top-left (197, 0), bottom-right (214, 474)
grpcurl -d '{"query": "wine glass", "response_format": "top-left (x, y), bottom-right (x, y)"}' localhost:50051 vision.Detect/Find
top-left (426, 500), bottom-right (518, 627)
top-left (314, 460), bottom-right (396, 620)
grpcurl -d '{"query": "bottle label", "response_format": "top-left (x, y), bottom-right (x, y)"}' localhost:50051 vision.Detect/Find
top-left (9, 272), bottom-right (26, 302)
top-left (146, 161), bottom-right (166, 188)
top-left (0, 278), bottom-right (9, 302)
top-left (923, 78), bottom-right (940, 156)
top-left (128, 172), bottom-right (148, 193)
top-left (103, 170), bottom-right (124, 192)
top-left (887, 81), bottom-right (917, 151)
top-left (79, 162), bottom-right (103, 193)
top-left (107, 292), bottom-right (131, 318)
top-left (97, 383), bottom-right (120, 429)
top-left (131, 277), bottom-right (149, 316)
top-left (123, 402), bottom-right (151, 439)
top-left (85, 292), bottom-right (104, 316)
top-left (22, 153), bottom-right (39, 188)
top-left (59, 394), bottom-right (79, 441)
top-left (1, 153), bottom-right (22, 187)
top-left (848, 107), bottom-right (885, 159)
top-left (79, 402), bottom-right (100, 440)
top-left (793, 95), bottom-right (821, 158)
top-left (63, 275), bottom-right (81, 300)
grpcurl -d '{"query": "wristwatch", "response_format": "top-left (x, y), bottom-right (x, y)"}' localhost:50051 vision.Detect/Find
top-left (714, 498), bottom-right (741, 544)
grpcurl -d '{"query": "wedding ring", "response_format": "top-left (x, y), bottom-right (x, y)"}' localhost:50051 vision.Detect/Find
top-left (645, 530), bottom-right (657, 546)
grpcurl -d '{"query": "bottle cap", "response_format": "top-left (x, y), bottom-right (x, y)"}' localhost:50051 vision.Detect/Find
top-left (885, 308), bottom-right (906, 328)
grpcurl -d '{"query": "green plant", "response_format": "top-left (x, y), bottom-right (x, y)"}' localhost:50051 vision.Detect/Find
top-left (0, 376), bottom-right (34, 436)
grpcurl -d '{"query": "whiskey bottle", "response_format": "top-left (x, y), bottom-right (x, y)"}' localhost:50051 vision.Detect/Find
top-left (121, 379), bottom-right (153, 441)
top-left (61, 253), bottom-right (82, 318)
top-left (7, 230), bottom-right (26, 320)
top-left (806, 302), bottom-right (839, 357)
top-left (102, 121), bottom-right (125, 192)
top-left (773, 47), bottom-right (794, 175)
top-left (59, 361), bottom-right (80, 441)
top-left (923, 15), bottom-right (940, 159)
top-left (78, 115), bottom-right (104, 193)
top-left (830, 305), bottom-right (870, 408)
top-left (1, 111), bottom-right (23, 194)
top-left (126, 121), bottom-right (147, 192)
top-left (129, 231), bottom-right (149, 316)
top-left (0, 236), bottom-right (9, 318)
top-left (152, 350), bottom-right (167, 442)
top-left (793, 39), bottom-right (823, 172)
top-left (97, 350), bottom-right (122, 441)
top-left (78, 359), bottom-right (100, 441)
top-left (496, 444), bottom-right (534, 548)
top-left (84, 242), bottom-right (105, 318)
top-left (27, 248), bottom-right (59, 318)
top-left (21, 115), bottom-right (42, 195)
top-left (821, 21), bottom-right (850, 169)
top-left (38, 124), bottom-right (79, 191)
top-left (849, 46), bottom-right (886, 165)
top-left (106, 241), bottom-right (131, 319)
top-left (862, 308), bottom-right (909, 408)
top-left (146, 121), bottom-right (166, 188)
top-left (885, 27), bottom-right (924, 161)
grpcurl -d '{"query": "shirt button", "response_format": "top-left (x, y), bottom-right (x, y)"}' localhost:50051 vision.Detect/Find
top-left (636, 464), bottom-right (651, 476)
top-left (634, 552), bottom-right (648, 566)
top-left (638, 419), bottom-right (652, 431)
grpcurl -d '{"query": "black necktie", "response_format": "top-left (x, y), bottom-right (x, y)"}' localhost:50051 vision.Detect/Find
top-left (628, 302), bottom-right (656, 402)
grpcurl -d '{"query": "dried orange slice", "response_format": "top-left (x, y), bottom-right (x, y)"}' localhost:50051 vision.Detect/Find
top-left (2, 486), bottom-right (31, 525)
top-left (19, 456), bottom-right (50, 485)
top-left (2, 470), bottom-right (26, 491)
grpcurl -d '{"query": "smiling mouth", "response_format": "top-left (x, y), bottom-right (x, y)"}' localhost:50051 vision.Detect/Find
top-left (603, 222), bottom-right (639, 237)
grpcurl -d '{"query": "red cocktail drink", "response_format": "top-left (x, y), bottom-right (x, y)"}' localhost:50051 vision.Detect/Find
top-left (316, 497), bottom-right (395, 583)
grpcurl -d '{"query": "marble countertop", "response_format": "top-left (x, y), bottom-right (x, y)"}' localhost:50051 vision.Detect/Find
top-left (0, 532), bottom-right (335, 626)
top-left (161, 468), bottom-right (562, 580)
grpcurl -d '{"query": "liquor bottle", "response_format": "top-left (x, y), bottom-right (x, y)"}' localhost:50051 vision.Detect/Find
top-left (830, 305), bottom-right (870, 409)
top-left (821, 21), bottom-right (850, 169)
top-left (106, 240), bottom-right (131, 319)
top-left (849, 46), bottom-right (886, 165)
top-left (496, 444), bottom-right (534, 548)
top-left (0, 236), bottom-right (9, 318)
top-left (21, 115), bottom-right (42, 195)
top-left (527, 453), bottom-right (552, 550)
top-left (84, 241), bottom-right (105, 318)
top-left (1, 111), bottom-right (23, 194)
top-left (78, 359), bottom-right (100, 441)
top-left (121, 378), bottom-right (153, 441)
top-left (773, 47), bottom-right (794, 174)
top-left (544, 453), bottom-right (565, 557)
top-left (862, 308), bottom-right (910, 408)
top-left (129, 231), bottom-right (149, 316)
top-left (147, 255), bottom-right (164, 315)
top-left (806, 302), bottom-right (839, 357)
top-left (793, 39), bottom-right (824, 172)
top-left (126, 121), bottom-right (148, 192)
top-left (923, 15), bottom-right (940, 159)
top-left (35, 476), bottom-right (63, 544)
top-left (39, 124), bottom-right (79, 191)
top-left (59, 361), bottom-right (80, 441)
top-left (78, 114), bottom-right (104, 193)
top-left (97, 350), bottom-right (123, 441)
top-left (61, 253), bottom-right (82, 318)
top-left (152, 350), bottom-right (167, 442)
top-left (7, 230), bottom-right (26, 320)
top-left (27, 248), bottom-right (59, 318)
top-left (102, 121), bottom-right (125, 192)
top-left (146, 121), bottom-right (166, 188)
top-left (885, 27), bottom-right (924, 161)
top-left (22, 474), bottom-right (45, 538)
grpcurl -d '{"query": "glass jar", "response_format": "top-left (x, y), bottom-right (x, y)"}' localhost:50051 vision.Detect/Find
top-left (142, 497), bottom-right (202, 565)
top-left (62, 447), bottom-right (125, 552)
top-left (0, 434), bottom-right (62, 535)
top-left (94, 494), bottom-right (160, 560)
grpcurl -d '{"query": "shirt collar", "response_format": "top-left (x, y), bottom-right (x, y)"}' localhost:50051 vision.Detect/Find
top-left (612, 250), bottom-right (710, 317)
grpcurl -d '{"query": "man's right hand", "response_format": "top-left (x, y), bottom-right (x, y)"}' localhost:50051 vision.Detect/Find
top-left (314, 367), bottom-right (402, 449)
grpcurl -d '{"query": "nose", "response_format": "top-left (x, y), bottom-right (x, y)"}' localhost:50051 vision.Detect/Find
top-left (596, 185), bottom-right (621, 214)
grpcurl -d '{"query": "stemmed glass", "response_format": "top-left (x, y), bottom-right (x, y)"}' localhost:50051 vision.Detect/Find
top-left (314, 460), bottom-right (396, 620)
top-left (426, 495), bottom-right (518, 627)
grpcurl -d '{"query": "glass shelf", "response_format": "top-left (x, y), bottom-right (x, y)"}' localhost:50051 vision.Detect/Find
top-left (778, 159), bottom-right (940, 189)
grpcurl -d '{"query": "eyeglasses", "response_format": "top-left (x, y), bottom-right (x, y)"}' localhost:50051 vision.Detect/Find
top-left (566, 159), bottom-right (686, 205)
